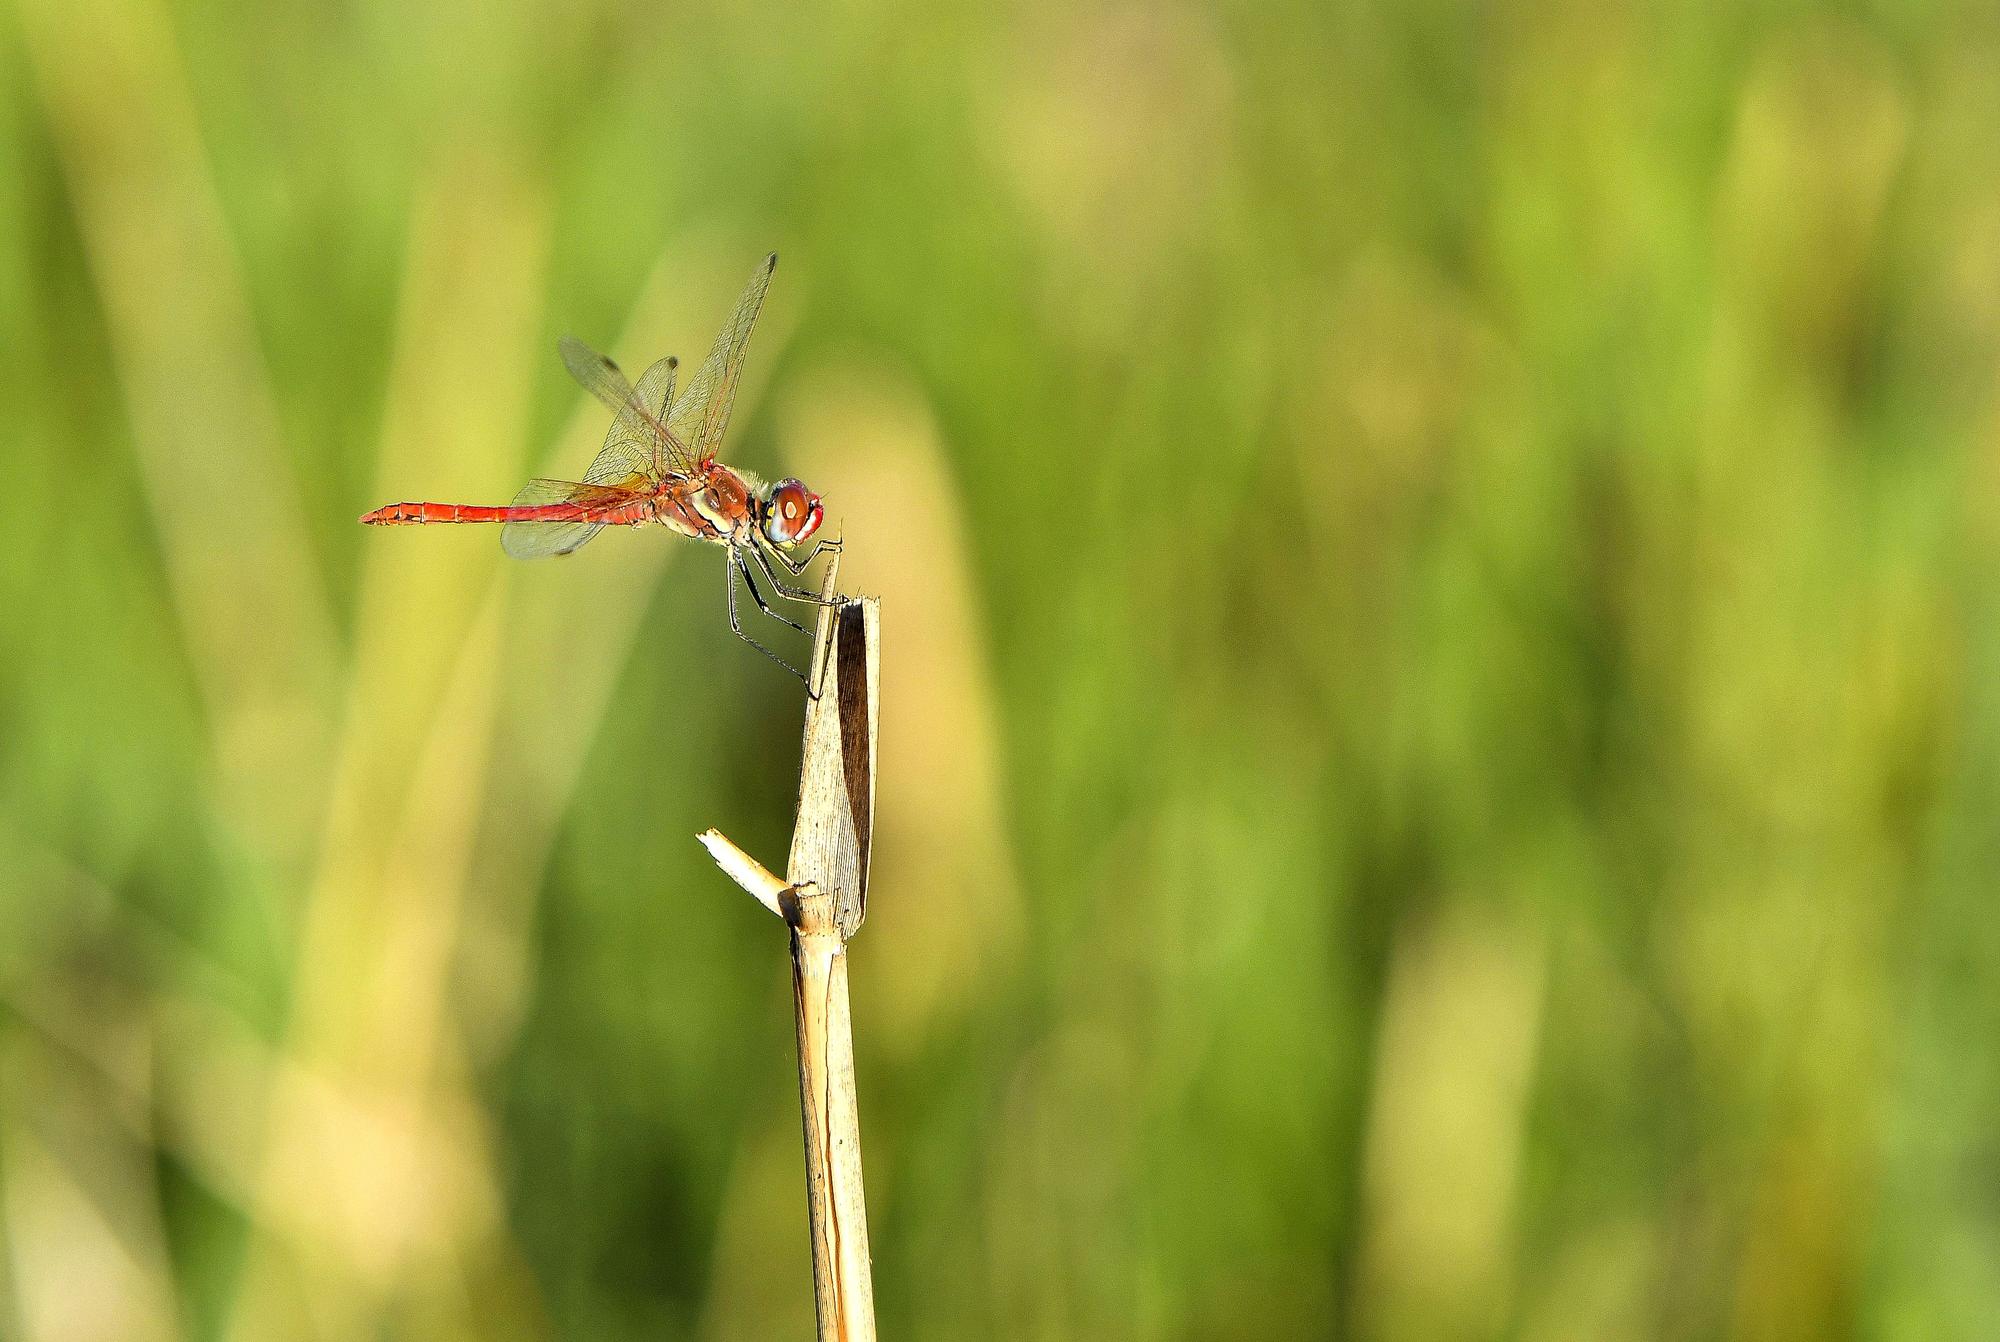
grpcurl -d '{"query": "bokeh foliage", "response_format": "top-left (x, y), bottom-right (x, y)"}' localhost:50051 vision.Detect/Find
top-left (3, 0), bottom-right (1998, 1338)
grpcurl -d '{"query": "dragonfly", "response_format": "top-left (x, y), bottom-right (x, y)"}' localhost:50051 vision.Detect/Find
top-left (360, 253), bottom-right (840, 678)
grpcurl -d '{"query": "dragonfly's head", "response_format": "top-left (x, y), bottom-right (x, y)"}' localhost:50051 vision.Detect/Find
top-left (759, 478), bottom-right (825, 548)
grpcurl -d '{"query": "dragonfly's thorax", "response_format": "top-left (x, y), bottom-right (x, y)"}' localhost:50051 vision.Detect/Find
top-left (657, 464), bottom-right (760, 544)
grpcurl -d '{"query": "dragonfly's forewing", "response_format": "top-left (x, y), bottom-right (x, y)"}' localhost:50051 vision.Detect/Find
top-left (560, 335), bottom-right (636, 417)
top-left (667, 253), bottom-right (776, 465)
top-left (559, 337), bottom-right (694, 478)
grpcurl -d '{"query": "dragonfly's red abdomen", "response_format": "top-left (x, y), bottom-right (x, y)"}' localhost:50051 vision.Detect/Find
top-left (360, 500), bottom-right (596, 526)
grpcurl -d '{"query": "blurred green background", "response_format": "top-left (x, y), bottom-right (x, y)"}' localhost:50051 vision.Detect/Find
top-left (3, 0), bottom-right (1997, 1337)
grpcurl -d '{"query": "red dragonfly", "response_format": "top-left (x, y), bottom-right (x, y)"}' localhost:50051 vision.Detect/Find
top-left (361, 253), bottom-right (839, 677)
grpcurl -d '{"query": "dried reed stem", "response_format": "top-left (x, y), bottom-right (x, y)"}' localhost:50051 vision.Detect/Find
top-left (701, 551), bottom-right (879, 1341)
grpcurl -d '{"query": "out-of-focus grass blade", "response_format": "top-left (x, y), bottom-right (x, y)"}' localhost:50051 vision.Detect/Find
top-left (220, 164), bottom-right (548, 1342)
top-left (15, 0), bottom-right (338, 874)
top-left (1355, 903), bottom-right (1546, 1338)
top-left (2, 1121), bottom-right (182, 1342)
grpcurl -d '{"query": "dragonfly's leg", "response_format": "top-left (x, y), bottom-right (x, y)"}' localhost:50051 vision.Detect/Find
top-left (750, 539), bottom-right (846, 605)
top-left (737, 549), bottom-right (812, 635)
top-left (761, 528), bottom-right (844, 576)
top-left (726, 553), bottom-right (806, 682)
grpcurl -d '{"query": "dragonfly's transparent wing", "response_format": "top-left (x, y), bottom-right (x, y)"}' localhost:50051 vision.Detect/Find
top-left (560, 335), bottom-right (638, 417)
top-left (666, 253), bottom-right (776, 465)
top-left (560, 338), bottom-right (694, 478)
top-left (500, 477), bottom-right (625, 560)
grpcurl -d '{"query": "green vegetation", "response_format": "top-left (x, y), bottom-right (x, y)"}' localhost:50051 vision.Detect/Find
top-left (2, 0), bottom-right (1995, 1337)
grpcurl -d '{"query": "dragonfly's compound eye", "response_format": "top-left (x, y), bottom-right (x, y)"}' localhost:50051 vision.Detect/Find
top-left (762, 479), bottom-right (823, 546)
